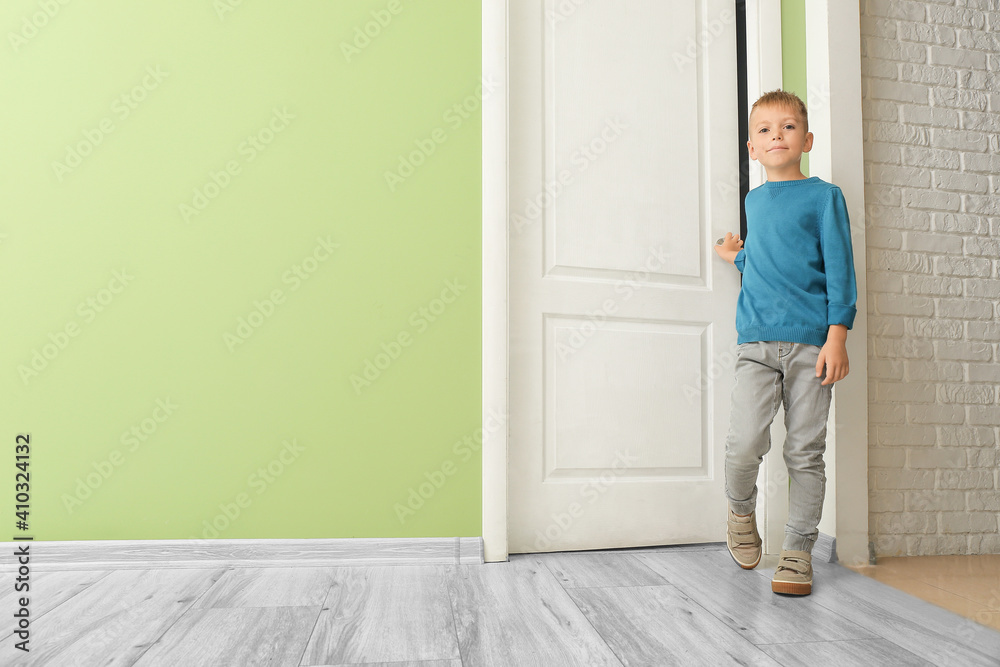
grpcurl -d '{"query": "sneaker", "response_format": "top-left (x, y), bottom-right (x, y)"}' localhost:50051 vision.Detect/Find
top-left (726, 509), bottom-right (761, 569)
top-left (772, 549), bottom-right (813, 595)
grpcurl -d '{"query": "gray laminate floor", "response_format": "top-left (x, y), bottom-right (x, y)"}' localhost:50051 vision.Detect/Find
top-left (3, 543), bottom-right (999, 666)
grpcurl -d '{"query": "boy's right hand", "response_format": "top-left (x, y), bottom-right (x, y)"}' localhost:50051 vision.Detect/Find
top-left (714, 232), bottom-right (744, 265)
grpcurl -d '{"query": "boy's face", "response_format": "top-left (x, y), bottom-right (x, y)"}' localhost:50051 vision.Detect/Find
top-left (746, 104), bottom-right (813, 175)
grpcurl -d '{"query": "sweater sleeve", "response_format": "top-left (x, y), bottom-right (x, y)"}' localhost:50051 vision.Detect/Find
top-left (821, 187), bottom-right (858, 329)
top-left (734, 248), bottom-right (745, 273)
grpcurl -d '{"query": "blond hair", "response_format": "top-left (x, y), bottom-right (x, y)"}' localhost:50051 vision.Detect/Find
top-left (750, 89), bottom-right (809, 132)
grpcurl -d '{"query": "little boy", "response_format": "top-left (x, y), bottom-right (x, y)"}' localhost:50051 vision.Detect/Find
top-left (713, 90), bottom-right (857, 596)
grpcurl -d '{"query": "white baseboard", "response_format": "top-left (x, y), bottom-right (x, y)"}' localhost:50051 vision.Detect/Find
top-left (814, 532), bottom-right (837, 563)
top-left (0, 537), bottom-right (484, 571)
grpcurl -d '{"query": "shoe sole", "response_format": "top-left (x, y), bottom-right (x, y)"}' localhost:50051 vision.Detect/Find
top-left (771, 580), bottom-right (811, 595)
top-left (727, 546), bottom-right (761, 570)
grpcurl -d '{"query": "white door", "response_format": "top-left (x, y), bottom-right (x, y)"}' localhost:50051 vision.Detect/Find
top-left (508, 0), bottom-right (744, 553)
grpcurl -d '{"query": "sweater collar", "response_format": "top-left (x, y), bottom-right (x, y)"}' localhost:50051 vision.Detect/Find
top-left (763, 176), bottom-right (820, 188)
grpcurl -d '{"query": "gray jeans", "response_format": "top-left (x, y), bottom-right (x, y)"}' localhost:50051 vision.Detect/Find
top-left (724, 340), bottom-right (833, 553)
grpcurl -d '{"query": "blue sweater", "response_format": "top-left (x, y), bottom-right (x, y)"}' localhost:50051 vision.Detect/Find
top-left (733, 176), bottom-right (857, 347)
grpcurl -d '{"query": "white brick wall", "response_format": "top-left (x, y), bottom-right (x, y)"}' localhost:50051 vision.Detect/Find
top-left (861, 0), bottom-right (1000, 557)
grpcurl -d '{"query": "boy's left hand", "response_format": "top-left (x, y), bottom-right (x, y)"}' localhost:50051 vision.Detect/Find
top-left (816, 339), bottom-right (849, 385)
top-left (713, 232), bottom-right (743, 265)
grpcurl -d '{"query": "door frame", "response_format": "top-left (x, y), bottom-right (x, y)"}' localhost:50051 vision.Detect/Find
top-left (481, 0), bottom-right (869, 565)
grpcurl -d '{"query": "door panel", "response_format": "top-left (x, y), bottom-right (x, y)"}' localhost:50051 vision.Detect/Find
top-left (509, 0), bottom-right (743, 553)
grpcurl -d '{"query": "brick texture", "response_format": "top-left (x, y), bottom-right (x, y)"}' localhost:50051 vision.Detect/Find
top-left (862, 0), bottom-right (1000, 557)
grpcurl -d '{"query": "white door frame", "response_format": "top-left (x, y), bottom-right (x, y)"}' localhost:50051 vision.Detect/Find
top-left (805, 0), bottom-right (870, 567)
top-left (482, 0), bottom-right (869, 565)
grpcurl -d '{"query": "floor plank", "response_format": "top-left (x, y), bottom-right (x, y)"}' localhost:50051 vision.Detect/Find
top-left (863, 554), bottom-right (1000, 577)
top-left (976, 610), bottom-right (1000, 632)
top-left (758, 638), bottom-right (936, 666)
top-left (449, 556), bottom-right (624, 666)
top-left (300, 565), bottom-right (461, 666)
top-left (845, 574), bottom-right (995, 619)
top-left (132, 606), bottom-right (320, 667)
top-left (845, 554), bottom-right (1000, 633)
top-left (561, 542), bottom-right (729, 556)
top-left (911, 572), bottom-right (1000, 609)
top-left (0, 569), bottom-right (111, 642)
top-left (529, 551), bottom-right (668, 588)
top-left (1, 546), bottom-right (997, 666)
top-left (635, 549), bottom-right (877, 645)
top-left (1, 568), bottom-right (226, 667)
top-left (567, 584), bottom-right (782, 666)
top-left (314, 662), bottom-right (462, 667)
top-left (194, 566), bottom-right (336, 608)
top-left (798, 561), bottom-right (1000, 667)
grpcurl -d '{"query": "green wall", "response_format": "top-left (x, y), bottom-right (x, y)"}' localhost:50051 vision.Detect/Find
top-left (780, 0), bottom-right (809, 175)
top-left (2, 0), bottom-right (482, 540)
